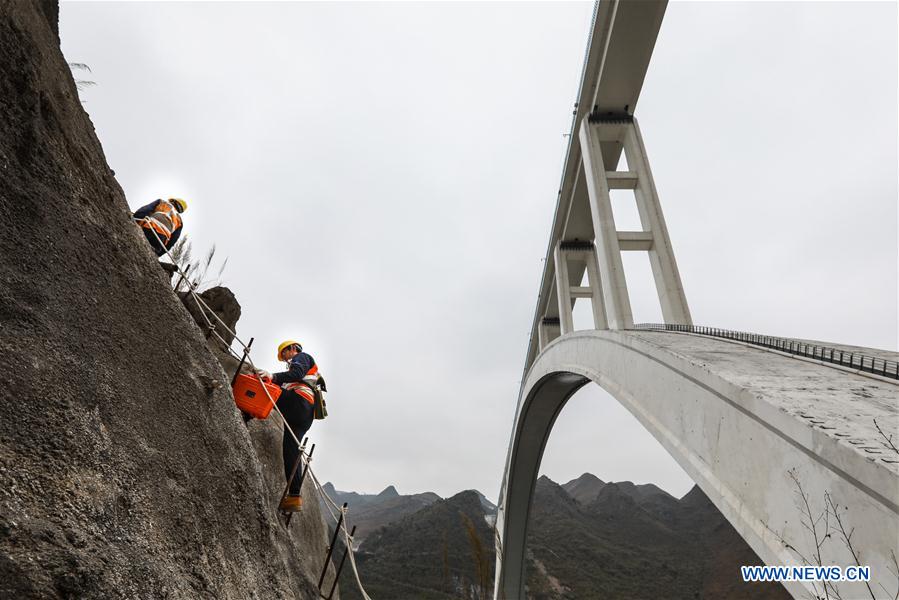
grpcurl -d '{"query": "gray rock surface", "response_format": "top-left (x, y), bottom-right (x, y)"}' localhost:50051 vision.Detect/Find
top-left (181, 284), bottom-right (339, 595)
top-left (0, 2), bottom-right (336, 598)
top-left (181, 286), bottom-right (242, 347)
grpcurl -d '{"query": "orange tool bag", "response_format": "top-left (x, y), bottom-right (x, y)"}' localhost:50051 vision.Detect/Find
top-left (232, 374), bottom-right (282, 420)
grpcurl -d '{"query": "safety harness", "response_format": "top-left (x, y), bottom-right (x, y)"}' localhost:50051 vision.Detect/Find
top-left (140, 200), bottom-right (182, 244)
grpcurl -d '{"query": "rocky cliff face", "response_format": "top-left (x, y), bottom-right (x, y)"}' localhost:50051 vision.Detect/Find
top-left (0, 2), bottom-right (334, 598)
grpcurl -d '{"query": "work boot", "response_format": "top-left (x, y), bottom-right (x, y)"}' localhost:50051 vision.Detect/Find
top-left (279, 494), bottom-right (303, 513)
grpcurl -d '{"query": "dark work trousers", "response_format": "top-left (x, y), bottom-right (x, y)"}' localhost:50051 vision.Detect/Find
top-left (142, 227), bottom-right (167, 257)
top-left (276, 388), bottom-right (315, 495)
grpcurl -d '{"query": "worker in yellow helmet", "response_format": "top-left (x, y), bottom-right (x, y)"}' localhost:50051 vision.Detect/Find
top-left (132, 198), bottom-right (188, 256)
top-left (256, 340), bottom-right (321, 512)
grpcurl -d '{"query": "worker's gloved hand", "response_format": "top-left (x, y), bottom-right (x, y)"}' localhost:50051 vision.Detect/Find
top-left (255, 369), bottom-right (272, 382)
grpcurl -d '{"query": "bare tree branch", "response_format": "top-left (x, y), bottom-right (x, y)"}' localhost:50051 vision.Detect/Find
top-left (823, 492), bottom-right (877, 600)
top-left (787, 470), bottom-right (833, 599)
top-left (874, 418), bottom-right (899, 455)
top-left (874, 548), bottom-right (899, 600)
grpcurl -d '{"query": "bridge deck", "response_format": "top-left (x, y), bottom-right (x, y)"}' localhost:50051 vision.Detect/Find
top-left (627, 330), bottom-right (899, 475)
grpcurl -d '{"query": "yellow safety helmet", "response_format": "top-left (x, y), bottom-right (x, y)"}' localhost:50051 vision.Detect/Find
top-left (277, 340), bottom-right (302, 361)
top-left (169, 198), bottom-right (188, 213)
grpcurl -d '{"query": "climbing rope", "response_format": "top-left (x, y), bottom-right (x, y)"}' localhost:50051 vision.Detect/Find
top-left (305, 466), bottom-right (373, 600)
top-left (138, 220), bottom-right (372, 599)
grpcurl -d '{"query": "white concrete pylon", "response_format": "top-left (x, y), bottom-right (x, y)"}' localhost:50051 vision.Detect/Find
top-left (625, 118), bottom-right (692, 325)
top-left (537, 318), bottom-right (560, 352)
top-left (553, 242), bottom-right (609, 335)
top-left (578, 115), bottom-right (691, 328)
top-left (553, 243), bottom-right (575, 335)
top-left (579, 118), bottom-right (635, 330)
top-left (582, 244), bottom-right (608, 329)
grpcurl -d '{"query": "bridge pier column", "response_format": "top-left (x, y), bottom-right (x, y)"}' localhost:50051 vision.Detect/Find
top-left (578, 115), bottom-right (691, 328)
top-left (624, 118), bottom-right (692, 324)
top-left (579, 117), bottom-right (635, 329)
top-left (554, 241), bottom-right (609, 334)
top-left (553, 243), bottom-right (575, 335)
top-left (538, 318), bottom-right (560, 351)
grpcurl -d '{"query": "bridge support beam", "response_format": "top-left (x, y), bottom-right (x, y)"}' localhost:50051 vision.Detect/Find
top-left (579, 117), bottom-right (634, 330)
top-left (537, 318), bottom-right (560, 352)
top-left (552, 244), bottom-right (575, 335)
top-left (625, 119), bottom-right (692, 324)
top-left (553, 242), bottom-right (608, 334)
top-left (579, 115), bottom-right (692, 328)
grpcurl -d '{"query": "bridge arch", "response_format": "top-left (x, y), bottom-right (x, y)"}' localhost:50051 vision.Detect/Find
top-left (495, 329), bottom-right (899, 599)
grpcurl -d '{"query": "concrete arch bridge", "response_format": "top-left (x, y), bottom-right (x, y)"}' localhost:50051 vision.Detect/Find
top-left (493, 2), bottom-right (899, 599)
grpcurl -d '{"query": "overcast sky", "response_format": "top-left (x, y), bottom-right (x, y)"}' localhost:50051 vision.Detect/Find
top-left (60, 1), bottom-right (897, 501)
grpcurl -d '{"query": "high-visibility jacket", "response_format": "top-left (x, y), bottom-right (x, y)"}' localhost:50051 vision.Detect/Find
top-left (135, 200), bottom-right (183, 245)
top-left (272, 353), bottom-right (320, 406)
top-left (286, 364), bottom-right (320, 405)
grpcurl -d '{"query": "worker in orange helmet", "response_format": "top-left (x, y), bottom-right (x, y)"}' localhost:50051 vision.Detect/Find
top-left (256, 340), bottom-right (320, 512)
top-left (132, 198), bottom-right (187, 257)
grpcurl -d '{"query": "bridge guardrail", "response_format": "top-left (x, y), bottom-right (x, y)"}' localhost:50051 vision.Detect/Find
top-left (633, 323), bottom-right (899, 380)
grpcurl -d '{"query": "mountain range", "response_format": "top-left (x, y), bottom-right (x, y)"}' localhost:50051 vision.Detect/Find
top-left (526, 475), bottom-right (790, 599)
top-left (323, 482), bottom-right (443, 544)
top-left (327, 476), bottom-right (789, 599)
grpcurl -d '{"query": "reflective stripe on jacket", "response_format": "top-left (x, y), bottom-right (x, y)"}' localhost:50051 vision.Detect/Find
top-left (272, 353), bottom-right (320, 406)
top-left (139, 200), bottom-right (183, 243)
top-left (283, 364), bottom-right (319, 405)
